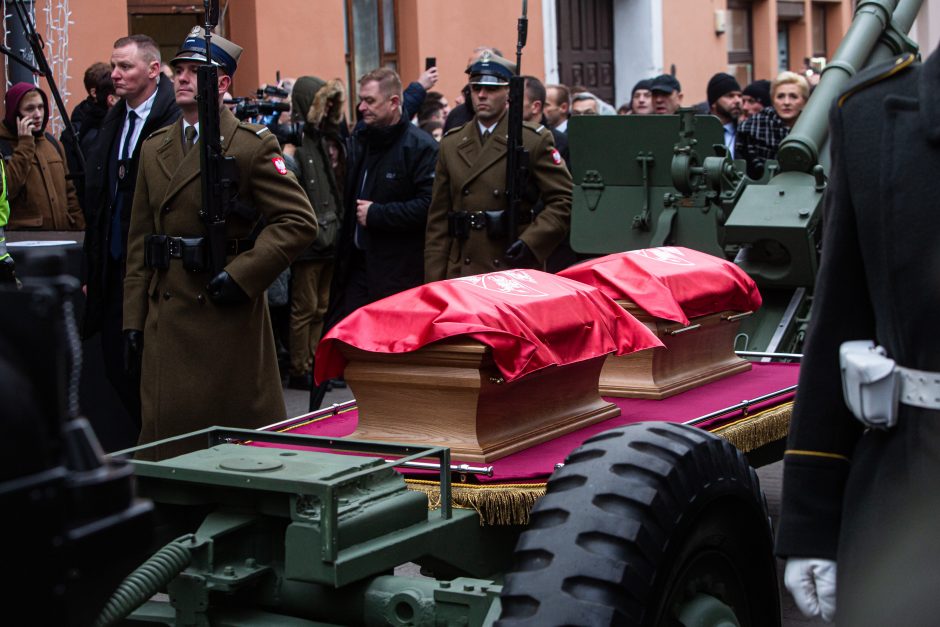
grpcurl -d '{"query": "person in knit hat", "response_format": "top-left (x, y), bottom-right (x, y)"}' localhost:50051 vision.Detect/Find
top-left (0, 82), bottom-right (84, 229)
top-left (741, 79), bottom-right (772, 121)
top-left (707, 72), bottom-right (743, 158)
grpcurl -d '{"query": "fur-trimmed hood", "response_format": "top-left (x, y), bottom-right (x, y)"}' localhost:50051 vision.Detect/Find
top-left (292, 76), bottom-right (346, 129)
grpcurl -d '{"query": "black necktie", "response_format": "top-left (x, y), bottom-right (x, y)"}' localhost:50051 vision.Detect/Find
top-left (121, 111), bottom-right (138, 160)
top-left (110, 111), bottom-right (138, 259)
top-left (482, 129), bottom-right (491, 144)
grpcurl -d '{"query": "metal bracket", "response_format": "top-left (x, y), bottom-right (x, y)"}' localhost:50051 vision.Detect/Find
top-left (633, 152), bottom-right (655, 230)
top-left (581, 170), bottom-right (605, 212)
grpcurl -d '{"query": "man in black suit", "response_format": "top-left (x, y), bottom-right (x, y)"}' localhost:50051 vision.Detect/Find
top-left (81, 34), bottom-right (180, 450)
top-left (776, 49), bottom-right (940, 625)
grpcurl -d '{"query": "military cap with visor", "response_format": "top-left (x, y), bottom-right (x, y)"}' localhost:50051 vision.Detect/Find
top-left (466, 51), bottom-right (516, 87)
top-left (171, 26), bottom-right (243, 76)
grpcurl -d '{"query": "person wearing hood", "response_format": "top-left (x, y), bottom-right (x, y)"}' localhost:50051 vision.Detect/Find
top-left (1, 83), bottom-right (84, 230)
top-left (326, 67), bottom-right (438, 325)
top-left (282, 75), bottom-right (347, 389)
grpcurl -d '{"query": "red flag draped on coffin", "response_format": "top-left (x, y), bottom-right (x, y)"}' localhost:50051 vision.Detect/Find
top-left (315, 269), bottom-right (662, 384)
top-left (558, 247), bottom-right (762, 325)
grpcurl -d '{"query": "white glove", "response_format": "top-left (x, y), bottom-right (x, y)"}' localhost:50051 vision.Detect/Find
top-left (784, 558), bottom-right (837, 622)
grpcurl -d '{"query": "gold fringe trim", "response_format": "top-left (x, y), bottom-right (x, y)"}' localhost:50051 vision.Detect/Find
top-left (404, 403), bottom-right (793, 525)
top-left (708, 401), bottom-right (793, 452)
top-left (406, 479), bottom-right (546, 526)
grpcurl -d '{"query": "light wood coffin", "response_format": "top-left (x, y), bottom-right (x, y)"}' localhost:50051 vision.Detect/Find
top-left (600, 301), bottom-right (752, 399)
top-left (340, 340), bottom-right (619, 462)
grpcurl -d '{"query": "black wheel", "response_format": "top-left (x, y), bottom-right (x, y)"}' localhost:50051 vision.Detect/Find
top-left (497, 422), bottom-right (780, 627)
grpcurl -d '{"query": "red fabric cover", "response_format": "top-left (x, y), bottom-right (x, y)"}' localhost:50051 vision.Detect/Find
top-left (260, 363), bottom-right (799, 483)
top-left (558, 247), bottom-right (762, 325)
top-left (314, 269), bottom-right (663, 384)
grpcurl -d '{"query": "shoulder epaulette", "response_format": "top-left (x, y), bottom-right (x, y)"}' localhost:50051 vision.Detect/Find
top-left (522, 121), bottom-right (544, 135)
top-left (443, 123), bottom-right (466, 138)
top-left (838, 52), bottom-right (916, 108)
top-left (146, 126), bottom-right (171, 140)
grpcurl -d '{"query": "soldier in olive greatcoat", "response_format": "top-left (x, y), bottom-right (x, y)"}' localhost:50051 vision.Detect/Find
top-left (123, 28), bottom-right (317, 459)
top-left (424, 53), bottom-right (572, 282)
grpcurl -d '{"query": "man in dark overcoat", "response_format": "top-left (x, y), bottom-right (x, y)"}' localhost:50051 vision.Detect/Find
top-left (424, 53), bottom-right (572, 282)
top-left (776, 49), bottom-right (940, 625)
top-left (328, 67), bottom-right (438, 323)
top-left (123, 28), bottom-right (317, 460)
top-left (82, 34), bottom-right (180, 450)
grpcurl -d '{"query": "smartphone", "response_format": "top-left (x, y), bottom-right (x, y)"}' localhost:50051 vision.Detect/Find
top-left (425, 57), bottom-right (436, 71)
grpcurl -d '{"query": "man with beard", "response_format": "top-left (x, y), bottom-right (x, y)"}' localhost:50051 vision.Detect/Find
top-left (81, 34), bottom-right (180, 451)
top-left (707, 72), bottom-right (743, 158)
top-left (328, 67), bottom-right (438, 323)
top-left (424, 52), bottom-right (572, 281)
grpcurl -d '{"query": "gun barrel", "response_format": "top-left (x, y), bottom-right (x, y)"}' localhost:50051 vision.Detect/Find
top-left (777, 0), bottom-right (921, 173)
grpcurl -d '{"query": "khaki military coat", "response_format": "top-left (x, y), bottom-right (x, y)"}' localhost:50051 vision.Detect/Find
top-left (123, 108), bottom-right (317, 459)
top-left (424, 112), bottom-right (572, 282)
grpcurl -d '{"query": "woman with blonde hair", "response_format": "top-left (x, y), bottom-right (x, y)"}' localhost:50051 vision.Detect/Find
top-left (735, 70), bottom-right (810, 179)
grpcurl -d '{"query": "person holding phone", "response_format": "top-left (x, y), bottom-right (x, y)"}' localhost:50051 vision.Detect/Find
top-left (0, 82), bottom-right (84, 230)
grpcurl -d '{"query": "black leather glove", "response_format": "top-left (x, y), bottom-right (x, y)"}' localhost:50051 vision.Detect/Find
top-left (123, 330), bottom-right (144, 377)
top-left (206, 270), bottom-right (250, 306)
top-left (504, 239), bottom-right (537, 268)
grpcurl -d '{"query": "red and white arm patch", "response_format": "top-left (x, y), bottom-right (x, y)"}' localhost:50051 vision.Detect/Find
top-left (272, 156), bottom-right (288, 175)
top-left (550, 148), bottom-right (562, 165)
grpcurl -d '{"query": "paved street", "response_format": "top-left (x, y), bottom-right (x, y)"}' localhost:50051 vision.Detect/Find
top-left (283, 386), bottom-right (827, 626)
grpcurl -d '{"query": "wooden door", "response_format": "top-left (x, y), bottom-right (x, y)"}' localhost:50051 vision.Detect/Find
top-left (556, 0), bottom-right (615, 105)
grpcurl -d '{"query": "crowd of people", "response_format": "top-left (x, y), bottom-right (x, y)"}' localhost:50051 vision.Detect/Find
top-left (6, 20), bottom-right (940, 624)
top-left (0, 29), bottom-right (814, 454)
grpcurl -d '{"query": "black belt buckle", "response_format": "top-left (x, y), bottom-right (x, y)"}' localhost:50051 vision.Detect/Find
top-left (144, 235), bottom-right (170, 269)
top-left (167, 237), bottom-right (182, 258)
top-left (469, 212), bottom-right (487, 231)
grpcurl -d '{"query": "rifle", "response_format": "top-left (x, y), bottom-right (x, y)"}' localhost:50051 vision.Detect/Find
top-left (504, 0), bottom-right (530, 247)
top-left (8, 0), bottom-right (84, 174)
top-left (197, 0), bottom-right (239, 277)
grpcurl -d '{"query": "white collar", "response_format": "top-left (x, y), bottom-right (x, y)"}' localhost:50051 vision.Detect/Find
top-left (127, 85), bottom-right (158, 120)
top-left (477, 120), bottom-right (498, 136)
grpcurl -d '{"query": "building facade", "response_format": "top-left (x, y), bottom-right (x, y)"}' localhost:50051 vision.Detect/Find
top-left (5, 0), bottom-right (936, 127)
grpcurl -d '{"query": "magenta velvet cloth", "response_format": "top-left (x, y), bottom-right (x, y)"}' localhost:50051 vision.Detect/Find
top-left (314, 269), bottom-right (662, 384)
top-left (558, 247), bottom-right (763, 325)
top-left (261, 363), bottom-right (799, 483)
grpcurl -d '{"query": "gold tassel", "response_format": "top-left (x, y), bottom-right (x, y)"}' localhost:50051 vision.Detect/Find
top-left (709, 401), bottom-right (793, 452)
top-left (404, 403), bottom-right (794, 525)
top-left (406, 480), bottom-right (546, 526)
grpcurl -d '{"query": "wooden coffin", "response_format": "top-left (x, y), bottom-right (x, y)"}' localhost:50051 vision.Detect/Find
top-left (340, 340), bottom-right (619, 462)
top-left (600, 301), bottom-right (752, 399)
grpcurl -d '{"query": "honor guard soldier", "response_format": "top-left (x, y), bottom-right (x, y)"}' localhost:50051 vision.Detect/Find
top-left (122, 27), bottom-right (317, 459)
top-left (776, 50), bottom-right (940, 625)
top-left (424, 52), bottom-right (572, 281)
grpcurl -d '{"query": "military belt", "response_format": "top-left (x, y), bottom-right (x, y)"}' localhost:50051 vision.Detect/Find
top-left (448, 210), bottom-right (532, 241)
top-left (144, 234), bottom-right (254, 272)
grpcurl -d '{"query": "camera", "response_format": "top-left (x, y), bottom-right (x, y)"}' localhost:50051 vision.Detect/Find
top-left (272, 120), bottom-right (305, 146)
top-left (225, 97), bottom-right (291, 122)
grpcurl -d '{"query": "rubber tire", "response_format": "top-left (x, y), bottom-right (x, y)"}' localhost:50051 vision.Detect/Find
top-left (497, 422), bottom-right (780, 627)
